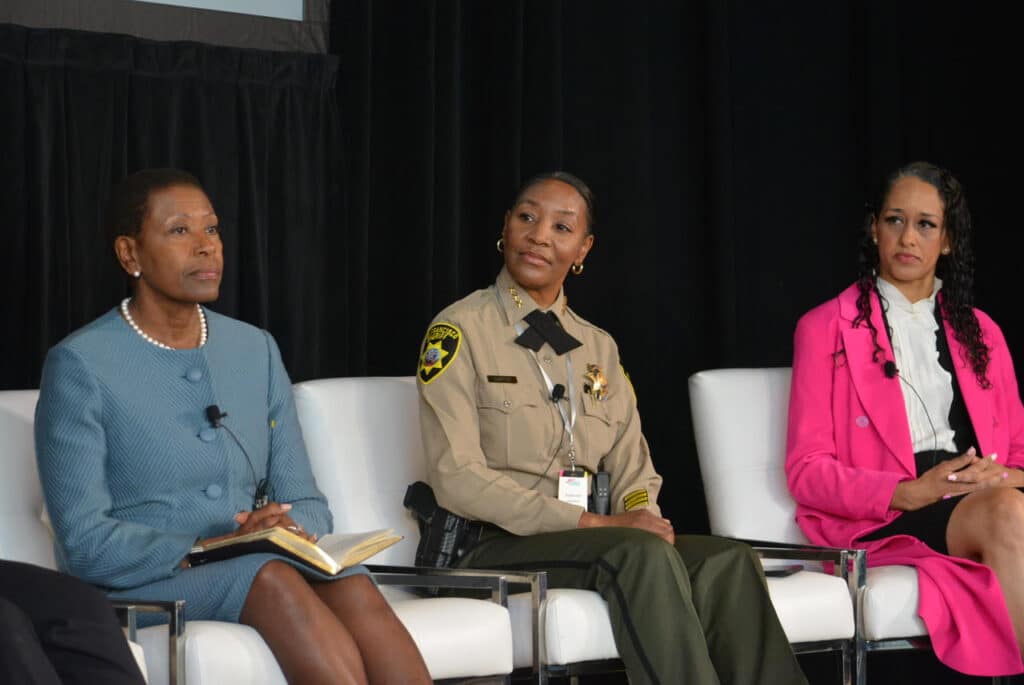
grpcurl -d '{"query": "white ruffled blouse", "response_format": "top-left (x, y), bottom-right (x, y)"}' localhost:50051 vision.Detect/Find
top-left (876, 277), bottom-right (957, 454)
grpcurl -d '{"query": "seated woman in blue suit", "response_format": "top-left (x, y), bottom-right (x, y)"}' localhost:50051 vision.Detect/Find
top-left (34, 169), bottom-right (430, 685)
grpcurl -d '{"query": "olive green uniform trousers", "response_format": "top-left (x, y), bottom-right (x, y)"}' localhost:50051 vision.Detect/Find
top-left (458, 528), bottom-right (807, 685)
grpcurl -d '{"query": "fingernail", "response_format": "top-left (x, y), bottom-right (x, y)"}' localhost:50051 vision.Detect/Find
top-left (968, 447), bottom-right (977, 456)
top-left (991, 453), bottom-right (999, 461)
top-left (1003, 472), bottom-right (1010, 479)
top-left (281, 503), bottom-right (293, 511)
top-left (947, 474), bottom-right (957, 482)
top-left (942, 494), bottom-right (952, 500)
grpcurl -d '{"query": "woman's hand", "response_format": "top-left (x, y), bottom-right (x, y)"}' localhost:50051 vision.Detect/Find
top-left (192, 503), bottom-right (316, 552)
top-left (233, 503), bottom-right (317, 542)
top-left (890, 448), bottom-right (1009, 511)
top-left (578, 509), bottom-right (675, 544)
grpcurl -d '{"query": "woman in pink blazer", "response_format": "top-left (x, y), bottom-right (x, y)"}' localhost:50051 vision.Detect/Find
top-left (787, 161), bottom-right (1024, 676)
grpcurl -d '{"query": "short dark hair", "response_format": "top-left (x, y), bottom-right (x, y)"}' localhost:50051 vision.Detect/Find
top-left (513, 171), bottom-right (596, 234)
top-left (106, 168), bottom-right (204, 242)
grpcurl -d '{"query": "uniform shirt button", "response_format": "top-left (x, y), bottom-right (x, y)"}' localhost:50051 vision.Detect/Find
top-left (205, 484), bottom-right (223, 499)
top-left (199, 427), bottom-right (218, 442)
top-left (543, 356), bottom-right (552, 364)
top-left (186, 368), bottom-right (203, 382)
top-left (503, 399), bottom-right (512, 408)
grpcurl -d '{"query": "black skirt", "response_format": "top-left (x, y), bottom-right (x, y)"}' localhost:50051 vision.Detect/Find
top-left (859, 451), bottom-right (962, 555)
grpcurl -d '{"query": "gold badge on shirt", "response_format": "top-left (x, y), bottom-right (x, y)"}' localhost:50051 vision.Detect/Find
top-left (418, 322), bottom-right (462, 384)
top-left (583, 363), bottom-right (610, 401)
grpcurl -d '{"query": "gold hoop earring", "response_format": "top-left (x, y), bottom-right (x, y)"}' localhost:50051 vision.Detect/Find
top-left (571, 263), bottom-right (584, 276)
top-left (496, 238), bottom-right (505, 254)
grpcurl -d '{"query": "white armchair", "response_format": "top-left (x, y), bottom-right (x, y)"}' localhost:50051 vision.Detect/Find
top-left (291, 376), bottom-right (622, 683)
top-left (688, 368), bottom-right (858, 684)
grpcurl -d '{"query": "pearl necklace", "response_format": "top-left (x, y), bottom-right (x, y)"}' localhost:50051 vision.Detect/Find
top-left (120, 298), bottom-right (207, 350)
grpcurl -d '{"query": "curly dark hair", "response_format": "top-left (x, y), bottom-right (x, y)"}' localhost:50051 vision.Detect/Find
top-left (853, 161), bottom-right (990, 388)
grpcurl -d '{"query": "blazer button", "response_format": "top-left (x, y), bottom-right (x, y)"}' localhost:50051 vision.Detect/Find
top-left (186, 367), bottom-right (204, 382)
top-left (199, 427), bottom-right (218, 442)
top-left (205, 484), bottom-right (223, 499)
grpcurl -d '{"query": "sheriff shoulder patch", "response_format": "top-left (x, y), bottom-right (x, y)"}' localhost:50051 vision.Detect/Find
top-left (623, 489), bottom-right (650, 511)
top-left (418, 322), bottom-right (462, 384)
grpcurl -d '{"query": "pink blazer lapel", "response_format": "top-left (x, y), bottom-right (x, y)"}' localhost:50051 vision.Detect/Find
top-left (944, 312), bottom-right (994, 455)
top-left (839, 288), bottom-right (916, 475)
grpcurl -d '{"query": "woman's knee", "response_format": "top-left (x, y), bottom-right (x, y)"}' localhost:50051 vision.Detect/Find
top-left (247, 561), bottom-right (313, 604)
top-left (315, 575), bottom-right (387, 614)
top-left (979, 488), bottom-right (1024, 546)
top-left (950, 488), bottom-right (1024, 556)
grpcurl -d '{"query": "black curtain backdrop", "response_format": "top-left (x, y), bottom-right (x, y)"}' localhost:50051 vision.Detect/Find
top-left (1, 7), bottom-right (1021, 679)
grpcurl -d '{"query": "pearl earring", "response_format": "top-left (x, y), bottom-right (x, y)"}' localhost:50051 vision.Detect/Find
top-left (942, 248), bottom-right (951, 255)
top-left (132, 271), bottom-right (141, 278)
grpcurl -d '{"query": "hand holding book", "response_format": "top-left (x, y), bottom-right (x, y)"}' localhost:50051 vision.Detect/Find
top-left (233, 502), bottom-right (317, 543)
top-left (188, 502), bottom-right (402, 575)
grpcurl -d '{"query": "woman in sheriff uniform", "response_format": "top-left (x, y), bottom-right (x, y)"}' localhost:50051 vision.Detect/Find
top-left (416, 171), bottom-right (807, 685)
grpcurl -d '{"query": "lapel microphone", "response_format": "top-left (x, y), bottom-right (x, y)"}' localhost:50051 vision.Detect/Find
top-left (884, 361), bottom-right (899, 378)
top-left (551, 383), bottom-right (566, 402)
top-left (205, 404), bottom-right (270, 509)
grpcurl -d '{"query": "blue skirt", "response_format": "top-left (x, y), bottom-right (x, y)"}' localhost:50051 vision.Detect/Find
top-left (108, 554), bottom-right (370, 626)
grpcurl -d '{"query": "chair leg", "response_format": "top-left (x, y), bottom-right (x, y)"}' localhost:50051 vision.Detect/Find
top-left (854, 640), bottom-right (866, 685)
top-left (841, 640), bottom-right (853, 685)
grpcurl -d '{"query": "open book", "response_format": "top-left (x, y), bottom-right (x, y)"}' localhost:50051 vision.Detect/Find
top-left (189, 527), bottom-right (402, 575)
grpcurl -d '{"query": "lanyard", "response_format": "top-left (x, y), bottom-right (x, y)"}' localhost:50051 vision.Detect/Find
top-left (512, 319), bottom-right (579, 470)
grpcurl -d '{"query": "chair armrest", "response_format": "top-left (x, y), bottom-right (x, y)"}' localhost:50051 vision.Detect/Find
top-left (111, 598), bottom-right (185, 685)
top-left (723, 536), bottom-right (868, 588)
top-left (367, 564), bottom-right (548, 679)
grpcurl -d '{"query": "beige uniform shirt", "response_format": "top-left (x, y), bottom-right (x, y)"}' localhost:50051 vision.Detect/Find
top-left (417, 267), bottom-right (663, 536)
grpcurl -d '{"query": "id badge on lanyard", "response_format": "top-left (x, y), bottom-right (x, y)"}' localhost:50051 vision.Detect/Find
top-left (512, 318), bottom-right (583, 507)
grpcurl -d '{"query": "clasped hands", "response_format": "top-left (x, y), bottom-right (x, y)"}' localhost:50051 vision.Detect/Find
top-left (891, 447), bottom-right (1022, 511)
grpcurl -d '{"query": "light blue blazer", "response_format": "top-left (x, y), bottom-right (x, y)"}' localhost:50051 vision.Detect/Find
top-left (35, 307), bottom-right (354, 623)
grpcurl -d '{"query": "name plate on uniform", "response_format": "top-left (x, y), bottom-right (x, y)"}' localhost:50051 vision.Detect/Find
top-left (558, 469), bottom-right (588, 510)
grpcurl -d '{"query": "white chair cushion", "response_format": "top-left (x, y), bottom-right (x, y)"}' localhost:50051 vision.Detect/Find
top-left (391, 597), bottom-right (513, 679)
top-left (689, 369), bottom-right (807, 544)
top-left (293, 377), bottom-right (424, 567)
top-left (766, 571), bottom-right (855, 643)
top-left (137, 622), bottom-right (284, 685)
top-left (861, 565), bottom-right (927, 640)
top-left (127, 641), bottom-right (149, 683)
top-left (508, 589), bottom-right (619, 668)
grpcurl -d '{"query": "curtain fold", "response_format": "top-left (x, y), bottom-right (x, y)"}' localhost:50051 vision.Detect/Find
top-left (0, 23), bottom-right (344, 386)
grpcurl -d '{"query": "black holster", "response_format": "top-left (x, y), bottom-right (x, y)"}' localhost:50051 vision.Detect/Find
top-left (403, 481), bottom-right (489, 569)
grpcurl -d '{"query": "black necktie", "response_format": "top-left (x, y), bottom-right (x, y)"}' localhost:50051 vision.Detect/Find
top-left (514, 310), bottom-right (582, 355)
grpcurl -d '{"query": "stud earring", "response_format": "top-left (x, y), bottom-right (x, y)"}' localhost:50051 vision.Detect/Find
top-left (571, 263), bottom-right (584, 275)
top-left (496, 238), bottom-right (505, 254)
top-left (872, 237), bottom-right (878, 245)
top-left (132, 270), bottom-right (141, 278)
top-left (942, 247), bottom-right (951, 255)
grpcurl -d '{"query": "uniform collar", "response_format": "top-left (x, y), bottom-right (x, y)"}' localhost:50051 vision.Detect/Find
top-left (494, 267), bottom-right (568, 326)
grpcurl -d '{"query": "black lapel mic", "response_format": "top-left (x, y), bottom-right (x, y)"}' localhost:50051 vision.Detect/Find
top-left (205, 405), bottom-right (270, 509)
top-left (551, 383), bottom-right (566, 402)
top-left (884, 361), bottom-right (898, 378)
